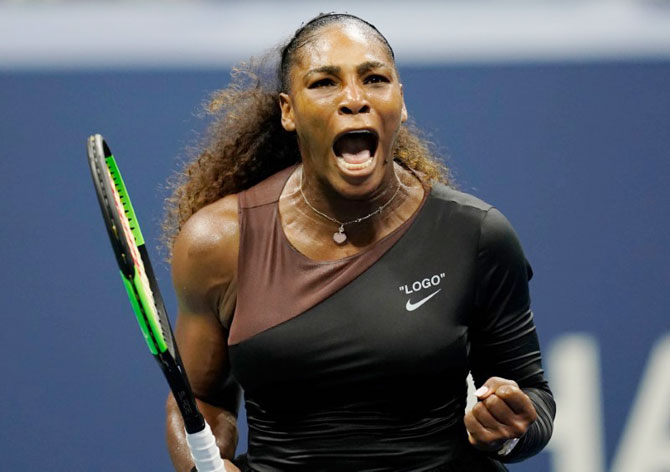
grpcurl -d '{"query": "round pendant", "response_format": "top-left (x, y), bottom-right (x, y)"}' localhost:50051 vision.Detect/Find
top-left (333, 231), bottom-right (347, 244)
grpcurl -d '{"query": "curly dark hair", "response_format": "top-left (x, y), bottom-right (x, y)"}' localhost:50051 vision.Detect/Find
top-left (162, 13), bottom-right (449, 254)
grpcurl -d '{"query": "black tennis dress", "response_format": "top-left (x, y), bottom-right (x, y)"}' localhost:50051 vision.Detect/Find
top-left (227, 166), bottom-right (555, 472)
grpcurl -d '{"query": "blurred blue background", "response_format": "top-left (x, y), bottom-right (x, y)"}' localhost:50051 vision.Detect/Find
top-left (1, 1), bottom-right (669, 471)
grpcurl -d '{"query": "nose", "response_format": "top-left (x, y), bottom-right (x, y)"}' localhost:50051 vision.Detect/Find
top-left (339, 82), bottom-right (370, 115)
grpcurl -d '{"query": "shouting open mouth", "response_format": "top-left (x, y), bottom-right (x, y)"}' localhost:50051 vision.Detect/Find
top-left (332, 129), bottom-right (379, 172)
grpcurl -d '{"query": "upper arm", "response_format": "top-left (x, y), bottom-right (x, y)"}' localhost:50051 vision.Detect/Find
top-left (470, 208), bottom-right (556, 460)
top-left (469, 208), bottom-right (548, 392)
top-left (171, 194), bottom-right (240, 407)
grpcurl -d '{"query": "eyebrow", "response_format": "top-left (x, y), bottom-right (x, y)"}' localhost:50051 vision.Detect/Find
top-left (357, 61), bottom-right (387, 75)
top-left (305, 65), bottom-right (340, 80)
top-left (304, 61), bottom-right (390, 80)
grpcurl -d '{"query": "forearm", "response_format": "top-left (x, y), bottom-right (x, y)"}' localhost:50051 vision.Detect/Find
top-left (166, 394), bottom-right (239, 472)
top-left (498, 386), bottom-right (556, 463)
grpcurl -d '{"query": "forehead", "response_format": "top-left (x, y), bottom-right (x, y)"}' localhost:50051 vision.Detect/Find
top-left (292, 22), bottom-right (394, 72)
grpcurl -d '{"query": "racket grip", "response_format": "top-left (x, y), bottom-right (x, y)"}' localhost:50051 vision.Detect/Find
top-left (185, 422), bottom-right (227, 472)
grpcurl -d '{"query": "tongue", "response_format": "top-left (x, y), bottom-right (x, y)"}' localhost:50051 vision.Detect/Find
top-left (341, 149), bottom-right (371, 164)
top-left (336, 134), bottom-right (373, 164)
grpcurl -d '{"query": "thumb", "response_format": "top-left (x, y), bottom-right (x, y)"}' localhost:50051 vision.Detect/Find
top-left (474, 376), bottom-right (516, 400)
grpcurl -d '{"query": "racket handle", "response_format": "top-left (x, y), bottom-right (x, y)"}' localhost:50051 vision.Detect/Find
top-left (185, 422), bottom-right (227, 472)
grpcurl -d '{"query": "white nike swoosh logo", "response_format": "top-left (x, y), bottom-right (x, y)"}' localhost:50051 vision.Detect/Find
top-left (405, 289), bottom-right (441, 312)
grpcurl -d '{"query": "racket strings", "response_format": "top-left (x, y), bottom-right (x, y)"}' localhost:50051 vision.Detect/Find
top-left (104, 163), bottom-right (170, 347)
top-left (109, 168), bottom-right (139, 243)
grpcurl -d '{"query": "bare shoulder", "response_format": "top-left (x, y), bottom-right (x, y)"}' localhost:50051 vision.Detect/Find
top-left (171, 194), bottom-right (239, 311)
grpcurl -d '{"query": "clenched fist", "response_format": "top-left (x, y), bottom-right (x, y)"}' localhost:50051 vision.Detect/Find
top-left (464, 377), bottom-right (537, 452)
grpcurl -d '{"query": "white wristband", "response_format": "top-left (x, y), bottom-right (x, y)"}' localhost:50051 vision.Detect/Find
top-left (497, 437), bottom-right (520, 456)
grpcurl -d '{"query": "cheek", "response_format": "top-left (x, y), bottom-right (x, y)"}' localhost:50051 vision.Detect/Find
top-left (379, 96), bottom-right (406, 132)
top-left (293, 100), bottom-right (332, 140)
top-left (377, 88), bottom-right (405, 116)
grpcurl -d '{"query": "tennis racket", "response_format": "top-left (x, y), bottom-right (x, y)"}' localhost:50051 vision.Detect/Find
top-left (86, 134), bottom-right (225, 472)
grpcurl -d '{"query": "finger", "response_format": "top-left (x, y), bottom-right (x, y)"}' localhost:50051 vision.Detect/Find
top-left (471, 400), bottom-right (503, 432)
top-left (464, 410), bottom-right (491, 443)
top-left (464, 410), bottom-right (503, 449)
top-left (495, 385), bottom-right (537, 420)
top-left (474, 376), bottom-right (519, 400)
top-left (224, 459), bottom-right (242, 472)
top-left (472, 400), bottom-right (526, 445)
top-left (482, 392), bottom-right (517, 425)
top-left (464, 408), bottom-right (486, 435)
top-left (482, 394), bottom-right (531, 437)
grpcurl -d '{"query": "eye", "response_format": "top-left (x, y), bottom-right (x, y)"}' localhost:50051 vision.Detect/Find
top-left (365, 74), bottom-right (390, 85)
top-left (309, 78), bottom-right (335, 89)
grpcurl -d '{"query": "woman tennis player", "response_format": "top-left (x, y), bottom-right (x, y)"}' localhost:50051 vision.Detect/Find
top-left (165, 13), bottom-right (555, 471)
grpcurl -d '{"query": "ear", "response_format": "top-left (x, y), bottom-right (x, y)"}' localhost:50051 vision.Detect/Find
top-left (279, 93), bottom-right (296, 132)
top-left (400, 84), bottom-right (408, 123)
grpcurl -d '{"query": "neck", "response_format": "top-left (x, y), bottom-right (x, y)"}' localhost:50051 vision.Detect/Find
top-left (299, 165), bottom-right (401, 224)
top-left (278, 161), bottom-right (426, 257)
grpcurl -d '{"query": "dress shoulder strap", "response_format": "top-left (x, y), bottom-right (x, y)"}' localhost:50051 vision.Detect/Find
top-left (238, 165), bottom-right (297, 209)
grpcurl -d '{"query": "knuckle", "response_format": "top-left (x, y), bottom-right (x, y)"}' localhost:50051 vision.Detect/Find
top-left (510, 421), bottom-right (528, 437)
top-left (496, 425), bottom-right (511, 439)
top-left (502, 427), bottom-right (517, 440)
top-left (465, 422), bottom-right (484, 440)
top-left (471, 428), bottom-right (490, 444)
top-left (488, 376), bottom-right (504, 387)
top-left (484, 394), bottom-right (501, 409)
top-left (482, 430), bottom-right (499, 444)
top-left (465, 422), bottom-right (481, 436)
top-left (464, 412), bottom-right (477, 429)
top-left (491, 377), bottom-right (518, 388)
top-left (498, 385), bottom-right (520, 398)
top-left (472, 404), bottom-right (488, 421)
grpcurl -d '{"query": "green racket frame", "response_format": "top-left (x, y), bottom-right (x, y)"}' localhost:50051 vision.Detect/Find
top-left (87, 134), bottom-right (205, 434)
